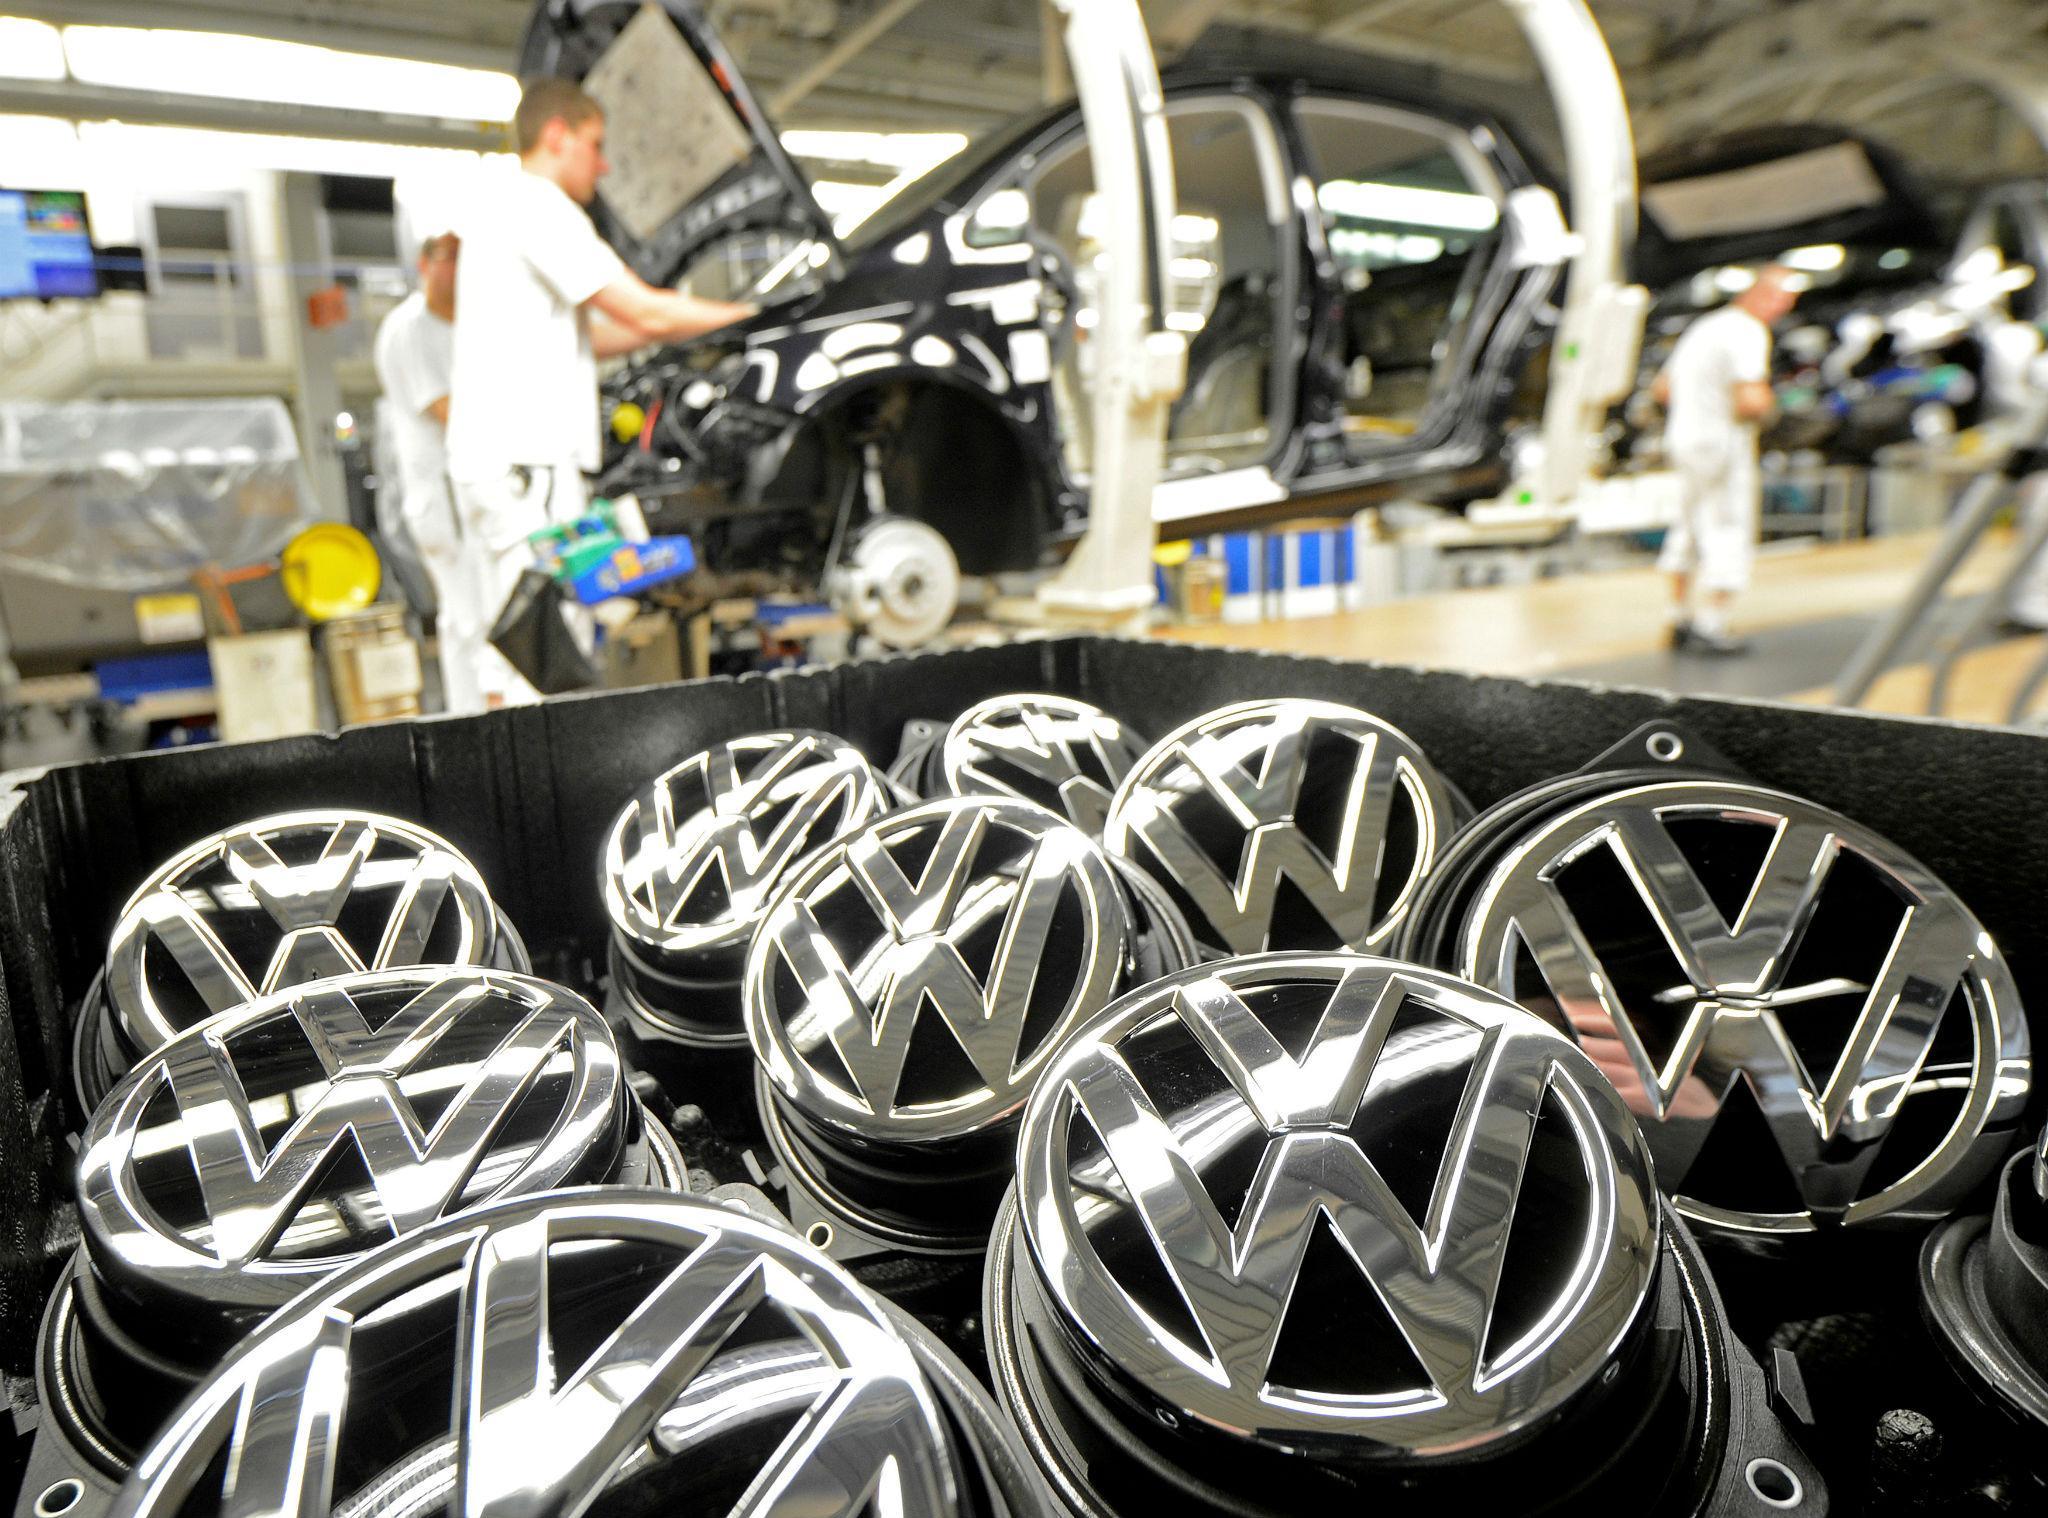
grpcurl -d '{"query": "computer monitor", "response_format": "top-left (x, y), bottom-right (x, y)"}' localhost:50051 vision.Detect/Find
top-left (0, 189), bottom-right (102, 301)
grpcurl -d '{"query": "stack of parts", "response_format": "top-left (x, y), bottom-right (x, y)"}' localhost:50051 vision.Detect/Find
top-left (15, 686), bottom-right (2047, 1518)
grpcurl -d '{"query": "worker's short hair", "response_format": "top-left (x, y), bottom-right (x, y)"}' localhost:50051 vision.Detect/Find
top-left (418, 231), bottom-right (459, 263)
top-left (515, 78), bottom-right (603, 155)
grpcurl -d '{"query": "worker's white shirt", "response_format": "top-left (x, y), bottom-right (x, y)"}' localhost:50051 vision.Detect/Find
top-left (1665, 303), bottom-right (1772, 470)
top-left (447, 170), bottom-right (625, 477)
top-left (1658, 305), bottom-right (1772, 595)
top-left (372, 291), bottom-right (454, 503)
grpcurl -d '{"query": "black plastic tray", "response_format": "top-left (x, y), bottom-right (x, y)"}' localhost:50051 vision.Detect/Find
top-left (3, 634), bottom-right (2043, 1445)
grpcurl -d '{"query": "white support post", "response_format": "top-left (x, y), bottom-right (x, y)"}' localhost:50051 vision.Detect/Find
top-left (1035, 0), bottom-right (1185, 633)
top-left (1499, 0), bottom-right (1647, 516)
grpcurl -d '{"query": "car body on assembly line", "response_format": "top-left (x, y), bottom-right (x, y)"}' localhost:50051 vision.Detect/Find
top-left (521, 2), bottom-right (1565, 611)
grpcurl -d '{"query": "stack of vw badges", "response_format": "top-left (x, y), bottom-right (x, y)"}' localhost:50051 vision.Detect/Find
top-left (726, 692), bottom-right (1460, 1259)
top-left (104, 1192), bottom-right (1042, 1518)
top-left (1104, 697), bottom-right (1462, 957)
top-left (1398, 751), bottom-right (2031, 1244)
top-left (40, 812), bottom-right (685, 1504)
top-left (600, 731), bottom-right (897, 1060)
top-left (984, 954), bottom-right (1826, 1516)
top-left (51, 970), bottom-right (685, 1475)
top-left (904, 692), bottom-right (1149, 836)
top-left (73, 810), bottom-right (530, 1110)
top-left (56, 690), bottom-right (2029, 1518)
top-left (745, 795), bottom-right (1184, 1258)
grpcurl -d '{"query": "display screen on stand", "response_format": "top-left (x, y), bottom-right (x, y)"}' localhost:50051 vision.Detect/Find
top-left (0, 187), bottom-right (101, 301)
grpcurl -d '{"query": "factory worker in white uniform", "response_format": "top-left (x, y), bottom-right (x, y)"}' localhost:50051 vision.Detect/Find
top-left (446, 77), bottom-right (752, 708)
top-left (1655, 264), bottom-right (1799, 656)
top-left (373, 230), bottom-right (485, 713)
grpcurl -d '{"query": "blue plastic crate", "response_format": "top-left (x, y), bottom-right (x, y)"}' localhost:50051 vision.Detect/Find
top-left (565, 535), bottom-right (696, 605)
top-left (94, 649), bottom-right (214, 706)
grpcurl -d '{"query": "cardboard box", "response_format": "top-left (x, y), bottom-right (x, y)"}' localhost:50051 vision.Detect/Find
top-left (207, 629), bottom-right (319, 742)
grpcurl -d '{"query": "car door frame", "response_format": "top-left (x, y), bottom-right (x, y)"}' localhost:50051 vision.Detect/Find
top-left (929, 71), bottom-right (1560, 527)
top-left (1276, 83), bottom-right (1562, 503)
top-left (945, 85), bottom-right (1302, 501)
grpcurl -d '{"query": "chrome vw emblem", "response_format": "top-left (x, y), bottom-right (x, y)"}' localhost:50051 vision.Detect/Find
top-left (603, 730), bottom-right (894, 961)
top-left (938, 693), bottom-right (1144, 835)
top-left (78, 969), bottom-right (624, 1315)
top-left (1455, 780), bottom-right (2030, 1234)
top-left (114, 1193), bottom-right (964, 1518)
top-left (747, 797), bottom-right (1128, 1141)
top-left (103, 811), bottom-right (509, 1053)
top-left (1103, 699), bottom-right (1456, 957)
top-left (1015, 954), bottom-right (1659, 1452)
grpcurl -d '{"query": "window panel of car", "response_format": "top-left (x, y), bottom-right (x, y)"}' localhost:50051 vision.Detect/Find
top-left (674, 227), bottom-right (817, 302)
top-left (1158, 103), bottom-right (1286, 469)
top-left (966, 97), bottom-right (1289, 477)
top-left (1295, 98), bottom-right (1504, 447)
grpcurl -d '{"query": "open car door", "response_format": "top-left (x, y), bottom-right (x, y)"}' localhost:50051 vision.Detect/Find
top-left (519, 0), bottom-right (840, 288)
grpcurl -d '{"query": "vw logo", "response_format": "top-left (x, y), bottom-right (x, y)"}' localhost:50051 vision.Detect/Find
top-left (748, 797), bottom-right (1129, 1143)
top-left (1011, 954), bottom-right (1659, 1454)
top-left (1103, 699), bottom-right (1457, 958)
top-left (113, 1193), bottom-right (975, 1518)
top-left (100, 811), bottom-right (521, 1059)
top-left (1453, 780), bottom-right (2030, 1236)
top-left (937, 694), bottom-right (1145, 836)
top-left (77, 969), bottom-right (631, 1322)
top-left (602, 729), bottom-right (895, 966)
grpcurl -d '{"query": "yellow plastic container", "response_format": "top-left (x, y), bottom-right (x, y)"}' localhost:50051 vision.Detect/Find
top-left (280, 523), bottom-right (382, 623)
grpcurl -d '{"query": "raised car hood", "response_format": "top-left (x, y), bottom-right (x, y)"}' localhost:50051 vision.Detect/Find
top-left (1635, 125), bottom-right (1943, 287)
top-left (519, 0), bottom-right (839, 287)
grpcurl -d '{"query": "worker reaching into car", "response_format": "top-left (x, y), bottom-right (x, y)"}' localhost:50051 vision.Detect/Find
top-left (1654, 263), bottom-right (1800, 658)
top-left (446, 77), bottom-right (755, 709)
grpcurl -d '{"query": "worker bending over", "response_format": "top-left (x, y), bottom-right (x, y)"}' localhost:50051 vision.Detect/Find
top-left (447, 78), bottom-right (753, 707)
top-left (1656, 264), bottom-right (1799, 657)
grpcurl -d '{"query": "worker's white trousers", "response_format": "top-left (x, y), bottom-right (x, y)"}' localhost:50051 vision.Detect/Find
top-left (399, 476), bottom-right (484, 716)
top-left (1658, 437), bottom-right (1761, 595)
top-left (448, 462), bottom-right (587, 710)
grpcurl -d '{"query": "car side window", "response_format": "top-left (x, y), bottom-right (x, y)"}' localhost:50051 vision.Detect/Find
top-left (963, 134), bottom-right (1092, 257)
top-left (965, 101), bottom-right (1287, 472)
top-left (1295, 98), bottom-right (1504, 441)
top-left (674, 228), bottom-right (817, 300)
top-left (962, 114), bottom-right (1248, 334)
top-left (966, 184), bottom-right (1036, 249)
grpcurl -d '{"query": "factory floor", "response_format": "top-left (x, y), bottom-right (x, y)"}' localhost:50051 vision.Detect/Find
top-left (5, 527), bottom-right (2041, 782)
top-left (1156, 528), bottom-right (2045, 727)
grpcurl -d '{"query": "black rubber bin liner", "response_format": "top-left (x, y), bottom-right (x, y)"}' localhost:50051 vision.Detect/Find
top-left (1, 633), bottom-right (2044, 1450)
